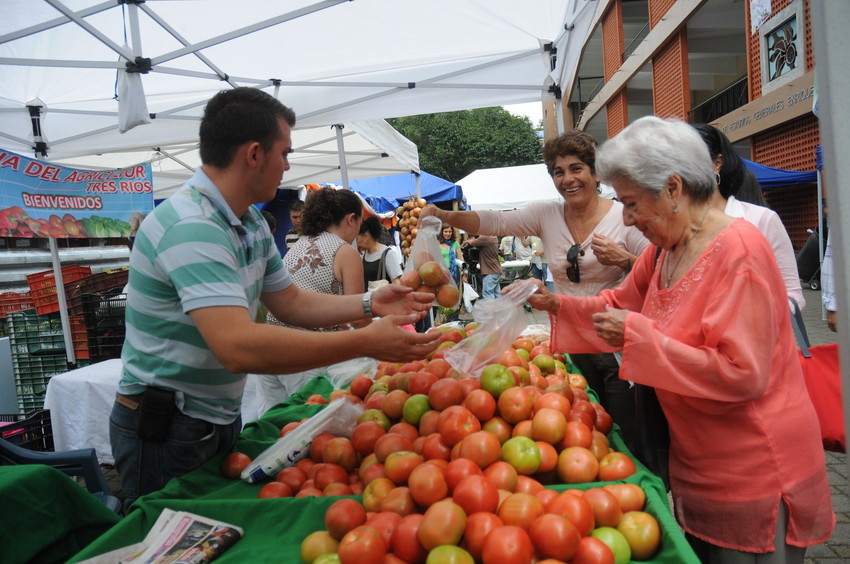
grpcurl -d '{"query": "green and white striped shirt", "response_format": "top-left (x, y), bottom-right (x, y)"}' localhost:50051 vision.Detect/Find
top-left (119, 169), bottom-right (291, 424)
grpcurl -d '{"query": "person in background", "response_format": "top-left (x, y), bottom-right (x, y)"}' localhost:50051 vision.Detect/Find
top-left (465, 233), bottom-right (501, 299)
top-left (285, 200), bottom-right (303, 250)
top-left (111, 88), bottom-right (440, 508)
top-left (823, 230), bottom-right (838, 332)
top-left (499, 235), bottom-right (532, 263)
top-left (421, 130), bottom-right (649, 449)
top-left (260, 210), bottom-right (277, 235)
top-left (439, 223), bottom-right (463, 285)
top-left (273, 187), bottom-right (367, 330)
top-left (694, 124), bottom-right (805, 311)
top-left (736, 169), bottom-right (768, 207)
top-left (526, 116), bottom-right (833, 562)
top-left (358, 215), bottom-right (404, 289)
top-left (528, 235), bottom-right (545, 281)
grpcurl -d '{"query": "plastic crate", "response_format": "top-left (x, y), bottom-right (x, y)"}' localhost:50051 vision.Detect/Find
top-left (82, 292), bottom-right (126, 363)
top-left (13, 353), bottom-right (68, 412)
top-left (66, 266), bottom-right (129, 316)
top-left (26, 265), bottom-right (92, 315)
top-left (70, 314), bottom-right (89, 360)
top-left (0, 291), bottom-right (34, 319)
top-left (0, 409), bottom-right (54, 451)
top-left (6, 308), bottom-right (65, 356)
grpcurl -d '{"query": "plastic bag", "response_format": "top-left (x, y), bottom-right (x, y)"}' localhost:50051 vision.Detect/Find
top-left (405, 215), bottom-right (460, 309)
top-left (241, 397), bottom-right (364, 483)
top-left (443, 279), bottom-right (538, 378)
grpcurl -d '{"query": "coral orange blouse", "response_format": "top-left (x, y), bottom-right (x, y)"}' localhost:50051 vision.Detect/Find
top-left (550, 220), bottom-right (834, 551)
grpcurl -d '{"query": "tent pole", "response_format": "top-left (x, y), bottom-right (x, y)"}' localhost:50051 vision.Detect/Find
top-left (49, 238), bottom-right (76, 366)
top-left (817, 169), bottom-right (825, 320)
top-left (334, 124), bottom-right (350, 189)
top-left (416, 173), bottom-right (421, 199)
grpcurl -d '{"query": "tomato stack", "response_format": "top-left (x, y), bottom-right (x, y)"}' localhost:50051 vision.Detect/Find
top-left (223, 326), bottom-right (663, 563)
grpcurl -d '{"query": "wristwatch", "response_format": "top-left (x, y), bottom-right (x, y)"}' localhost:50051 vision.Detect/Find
top-left (362, 291), bottom-right (373, 317)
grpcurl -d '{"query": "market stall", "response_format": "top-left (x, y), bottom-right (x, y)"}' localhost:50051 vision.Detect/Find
top-left (67, 377), bottom-right (700, 563)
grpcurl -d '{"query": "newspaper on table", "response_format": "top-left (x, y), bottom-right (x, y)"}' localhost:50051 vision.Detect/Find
top-left (76, 509), bottom-right (243, 564)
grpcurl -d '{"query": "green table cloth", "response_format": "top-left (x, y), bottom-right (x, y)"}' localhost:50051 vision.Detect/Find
top-left (0, 465), bottom-right (120, 564)
top-left (70, 376), bottom-right (698, 563)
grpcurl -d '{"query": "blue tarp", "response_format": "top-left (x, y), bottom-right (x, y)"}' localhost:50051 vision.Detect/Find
top-left (743, 158), bottom-right (817, 189)
top-left (349, 171), bottom-right (467, 211)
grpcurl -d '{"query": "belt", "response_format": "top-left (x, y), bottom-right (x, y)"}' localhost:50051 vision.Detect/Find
top-left (116, 393), bottom-right (142, 411)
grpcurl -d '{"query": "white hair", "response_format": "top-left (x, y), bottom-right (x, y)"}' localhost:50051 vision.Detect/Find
top-left (596, 116), bottom-right (716, 202)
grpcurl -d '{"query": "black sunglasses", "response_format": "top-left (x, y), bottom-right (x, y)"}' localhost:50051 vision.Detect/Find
top-left (566, 243), bottom-right (584, 283)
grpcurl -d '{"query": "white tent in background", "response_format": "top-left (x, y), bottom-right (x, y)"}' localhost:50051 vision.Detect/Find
top-left (52, 119), bottom-right (420, 199)
top-left (0, 1), bottom-right (597, 179)
top-left (458, 164), bottom-right (560, 211)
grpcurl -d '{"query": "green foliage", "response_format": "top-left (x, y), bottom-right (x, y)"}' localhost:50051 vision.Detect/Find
top-left (389, 107), bottom-right (542, 182)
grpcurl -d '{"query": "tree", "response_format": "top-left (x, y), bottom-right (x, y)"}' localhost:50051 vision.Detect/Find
top-left (389, 107), bottom-right (542, 182)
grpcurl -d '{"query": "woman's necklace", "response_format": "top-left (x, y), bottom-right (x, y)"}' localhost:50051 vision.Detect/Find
top-left (664, 206), bottom-right (710, 288)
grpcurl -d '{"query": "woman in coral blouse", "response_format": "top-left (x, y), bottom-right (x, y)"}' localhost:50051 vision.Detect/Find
top-left (527, 116), bottom-right (833, 562)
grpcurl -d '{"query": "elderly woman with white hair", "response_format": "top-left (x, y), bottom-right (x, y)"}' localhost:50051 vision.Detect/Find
top-left (527, 116), bottom-right (834, 562)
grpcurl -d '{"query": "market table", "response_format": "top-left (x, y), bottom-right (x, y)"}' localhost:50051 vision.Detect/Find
top-left (0, 464), bottom-right (120, 564)
top-left (43, 359), bottom-right (263, 464)
top-left (68, 377), bottom-right (699, 563)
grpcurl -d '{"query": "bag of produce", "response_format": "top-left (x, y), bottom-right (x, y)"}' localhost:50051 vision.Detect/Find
top-left (400, 215), bottom-right (460, 309)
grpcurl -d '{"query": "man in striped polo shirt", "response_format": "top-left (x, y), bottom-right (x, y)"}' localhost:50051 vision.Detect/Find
top-left (110, 88), bottom-right (440, 507)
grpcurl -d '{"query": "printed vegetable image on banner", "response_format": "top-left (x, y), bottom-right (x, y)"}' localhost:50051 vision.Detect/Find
top-left (0, 149), bottom-right (154, 238)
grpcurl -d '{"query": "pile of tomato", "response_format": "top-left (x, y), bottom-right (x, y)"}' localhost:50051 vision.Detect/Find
top-left (222, 325), bottom-right (664, 563)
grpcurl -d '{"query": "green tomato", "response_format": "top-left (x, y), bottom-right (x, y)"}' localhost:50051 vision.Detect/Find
top-left (591, 526), bottom-right (631, 564)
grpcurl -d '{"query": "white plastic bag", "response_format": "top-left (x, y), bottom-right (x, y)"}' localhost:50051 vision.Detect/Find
top-left (444, 279), bottom-right (538, 378)
top-left (405, 215), bottom-right (460, 308)
top-left (242, 397), bottom-right (364, 483)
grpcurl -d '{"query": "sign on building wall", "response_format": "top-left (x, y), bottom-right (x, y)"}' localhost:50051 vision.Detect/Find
top-left (0, 149), bottom-right (153, 238)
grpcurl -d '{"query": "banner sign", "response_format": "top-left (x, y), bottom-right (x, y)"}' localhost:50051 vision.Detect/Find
top-left (0, 149), bottom-right (154, 238)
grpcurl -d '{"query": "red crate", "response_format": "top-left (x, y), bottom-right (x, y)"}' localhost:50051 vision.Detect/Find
top-left (26, 265), bottom-right (92, 316)
top-left (70, 315), bottom-right (89, 360)
top-left (0, 291), bottom-right (33, 319)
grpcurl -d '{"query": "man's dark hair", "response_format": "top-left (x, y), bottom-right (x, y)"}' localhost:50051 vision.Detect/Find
top-left (289, 200), bottom-right (304, 213)
top-left (199, 87), bottom-right (296, 168)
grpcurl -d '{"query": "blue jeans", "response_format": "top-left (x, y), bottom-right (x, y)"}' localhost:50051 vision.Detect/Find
top-left (109, 397), bottom-right (241, 510)
top-left (482, 274), bottom-right (501, 299)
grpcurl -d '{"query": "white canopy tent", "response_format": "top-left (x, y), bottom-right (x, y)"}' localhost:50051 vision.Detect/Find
top-left (458, 163), bottom-right (616, 211)
top-left (0, 0), bottom-right (596, 186)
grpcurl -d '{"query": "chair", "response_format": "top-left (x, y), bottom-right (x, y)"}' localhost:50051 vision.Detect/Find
top-left (0, 410), bottom-right (122, 514)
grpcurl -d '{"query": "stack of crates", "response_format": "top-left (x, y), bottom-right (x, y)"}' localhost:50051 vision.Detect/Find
top-left (26, 265), bottom-right (92, 316)
top-left (0, 291), bottom-right (34, 339)
top-left (5, 309), bottom-right (70, 412)
top-left (82, 290), bottom-right (127, 363)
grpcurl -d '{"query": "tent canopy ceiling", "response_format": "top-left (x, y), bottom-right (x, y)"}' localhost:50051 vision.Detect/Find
top-left (743, 158), bottom-right (818, 190)
top-left (0, 0), bottom-right (595, 184)
top-left (349, 171), bottom-right (466, 211)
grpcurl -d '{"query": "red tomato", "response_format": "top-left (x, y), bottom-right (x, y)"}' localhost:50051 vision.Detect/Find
top-left (374, 433), bottom-right (415, 463)
top-left (547, 491), bottom-right (595, 537)
top-left (417, 499), bottom-right (467, 550)
top-left (534, 487), bottom-right (559, 508)
top-left (481, 525), bottom-right (534, 564)
top-left (349, 374), bottom-right (374, 399)
top-left (497, 492), bottom-right (545, 531)
top-left (483, 460), bottom-right (518, 492)
top-left (529, 513), bottom-right (581, 561)
top-left (496, 387), bottom-right (534, 424)
top-left (535, 441), bottom-right (559, 474)
top-left (220, 452), bottom-right (251, 479)
top-left (380, 486), bottom-right (417, 516)
top-left (323, 437), bottom-right (359, 472)
top-left (323, 482), bottom-right (354, 496)
top-left (381, 389), bottom-right (410, 420)
top-left (310, 433), bottom-right (337, 462)
top-left (338, 525), bottom-right (387, 564)
top-left (461, 512), bottom-right (503, 561)
top-left (457, 431), bottom-right (502, 469)
top-left (366, 511), bottom-right (402, 548)
top-left (384, 451), bottom-right (425, 485)
top-left (557, 446), bottom-right (600, 484)
top-left (511, 420), bottom-right (533, 439)
top-left (421, 432), bottom-right (452, 461)
top-left (559, 420), bottom-right (593, 450)
top-left (276, 466), bottom-right (307, 491)
top-left (279, 420), bottom-right (301, 437)
top-left (482, 416), bottom-right (513, 444)
top-left (603, 483), bottom-right (646, 512)
top-left (573, 536), bottom-right (615, 564)
top-left (429, 378), bottom-right (464, 410)
top-left (314, 462), bottom-right (349, 490)
top-left (617, 511), bottom-right (662, 560)
top-left (408, 461), bottom-right (449, 507)
top-left (582, 487), bottom-right (624, 528)
top-left (258, 481), bottom-right (292, 498)
top-left (592, 403), bottom-right (614, 434)
top-left (531, 407), bottom-right (567, 444)
top-left (325, 498), bottom-right (368, 540)
top-left (597, 452), bottom-right (637, 482)
top-left (453, 474), bottom-right (500, 515)
top-left (362, 477), bottom-right (395, 513)
top-left (418, 410), bottom-right (442, 435)
top-left (533, 392), bottom-right (572, 417)
top-left (438, 405), bottom-right (482, 446)
top-left (408, 370), bottom-right (440, 395)
top-left (389, 421), bottom-right (420, 443)
top-left (513, 475), bottom-right (544, 495)
top-left (351, 421), bottom-right (386, 457)
top-left (391, 514), bottom-right (428, 564)
top-left (444, 458), bottom-right (484, 493)
top-left (463, 389), bottom-right (498, 422)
